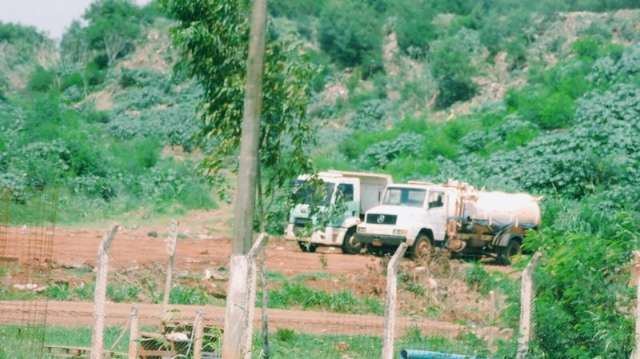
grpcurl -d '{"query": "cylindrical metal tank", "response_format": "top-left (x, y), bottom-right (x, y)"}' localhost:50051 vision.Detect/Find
top-left (462, 191), bottom-right (541, 228)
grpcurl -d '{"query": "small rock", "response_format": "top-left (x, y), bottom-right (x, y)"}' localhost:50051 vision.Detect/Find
top-left (166, 332), bottom-right (189, 342)
top-left (147, 231), bottom-right (158, 238)
top-left (13, 283), bottom-right (42, 291)
top-left (203, 268), bottom-right (227, 281)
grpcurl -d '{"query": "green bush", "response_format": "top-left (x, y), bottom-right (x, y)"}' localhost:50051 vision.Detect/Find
top-left (319, 0), bottom-right (383, 74)
top-left (430, 36), bottom-right (478, 108)
top-left (107, 283), bottom-right (140, 303)
top-left (169, 285), bottom-right (211, 305)
top-left (28, 66), bottom-right (57, 92)
top-left (391, 0), bottom-right (436, 57)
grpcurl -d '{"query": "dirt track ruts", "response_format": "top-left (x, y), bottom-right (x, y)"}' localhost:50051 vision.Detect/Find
top-left (0, 300), bottom-right (508, 340)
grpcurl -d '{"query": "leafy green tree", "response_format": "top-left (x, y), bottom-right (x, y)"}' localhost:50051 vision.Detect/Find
top-left (391, 0), bottom-right (436, 57)
top-left (82, 0), bottom-right (144, 64)
top-left (430, 36), bottom-right (478, 109)
top-left (162, 0), bottom-right (316, 214)
top-left (319, 0), bottom-right (383, 75)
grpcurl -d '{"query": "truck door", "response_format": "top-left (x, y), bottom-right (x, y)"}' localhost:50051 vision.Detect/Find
top-left (333, 179), bottom-right (360, 226)
top-left (426, 190), bottom-right (447, 242)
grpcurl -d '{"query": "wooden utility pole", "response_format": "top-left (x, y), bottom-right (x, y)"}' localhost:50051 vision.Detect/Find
top-left (516, 252), bottom-right (542, 359)
top-left (382, 243), bottom-right (408, 359)
top-left (232, 0), bottom-right (267, 255)
top-left (90, 225), bottom-right (119, 359)
top-left (222, 0), bottom-right (268, 357)
top-left (162, 220), bottom-right (178, 317)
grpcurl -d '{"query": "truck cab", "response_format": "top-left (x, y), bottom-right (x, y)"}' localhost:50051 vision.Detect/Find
top-left (355, 182), bottom-right (457, 258)
top-left (285, 171), bottom-right (391, 254)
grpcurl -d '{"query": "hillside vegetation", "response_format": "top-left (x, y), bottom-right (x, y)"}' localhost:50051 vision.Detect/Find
top-left (0, 3), bottom-right (214, 223)
top-left (1, 0), bottom-right (640, 357)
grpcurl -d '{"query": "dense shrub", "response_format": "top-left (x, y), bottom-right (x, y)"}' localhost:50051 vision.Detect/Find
top-left (360, 133), bottom-right (424, 168)
top-left (0, 22), bottom-right (46, 45)
top-left (391, 0), bottom-right (436, 57)
top-left (27, 66), bottom-right (57, 92)
top-left (319, 0), bottom-right (383, 74)
top-left (430, 34), bottom-right (479, 108)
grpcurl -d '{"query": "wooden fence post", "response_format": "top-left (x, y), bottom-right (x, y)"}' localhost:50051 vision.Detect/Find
top-left (193, 310), bottom-right (204, 359)
top-left (382, 243), bottom-right (408, 359)
top-left (632, 251), bottom-right (640, 359)
top-left (259, 252), bottom-right (270, 359)
top-left (128, 306), bottom-right (139, 359)
top-left (90, 225), bottom-right (119, 359)
top-left (162, 220), bottom-right (178, 317)
top-left (223, 234), bottom-right (268, 359)
top-left (516, 252), bottom-right (542, 359)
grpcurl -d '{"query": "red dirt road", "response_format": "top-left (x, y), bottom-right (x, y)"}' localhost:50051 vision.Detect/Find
top-left (49, 226), bottom-right (379, 275)
top-left (0, 300), bottom-right (508, 340)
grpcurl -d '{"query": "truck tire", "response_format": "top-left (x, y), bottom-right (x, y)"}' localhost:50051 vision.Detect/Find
top-left (298, 241), bottom-right (317, 253)
top-left (408, 234), bottom-right (432, 260)
top-left (341, 228), bottom-right (362, 254)
top-left (497, 238), bottom-right (521, 265)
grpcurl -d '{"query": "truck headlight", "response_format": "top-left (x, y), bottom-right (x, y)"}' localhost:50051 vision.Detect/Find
top-left (357, 226), bottom-right (366, 233)
top-left (393, 229), bottom-right (408, 236)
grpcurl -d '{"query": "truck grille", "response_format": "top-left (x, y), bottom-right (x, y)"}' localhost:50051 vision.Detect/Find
top-left (366, 214), bottom-right (397, 225)
top-left (293, 217), bottom-right (311, 228)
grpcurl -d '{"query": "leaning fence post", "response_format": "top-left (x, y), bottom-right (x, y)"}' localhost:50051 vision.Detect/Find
top-left (128, 306), bottom-right (139, 359)
top-left (162, 220), bottom-right (178, 317)
top-left (632, 251), bottom-right (640, 359)
top-left (516, 252), bottom-right (542, 359)
top-left (382, 243), bottom-right (408, 359)
top-left (223, 233), bottom-right (268, 359)
top-left (90, 225), bottom-right (119, 359)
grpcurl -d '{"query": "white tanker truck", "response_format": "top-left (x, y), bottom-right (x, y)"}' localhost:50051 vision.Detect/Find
top-left (355, 180), bottom-right (541, 264)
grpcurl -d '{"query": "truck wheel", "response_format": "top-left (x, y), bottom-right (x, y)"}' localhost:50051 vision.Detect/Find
top-left (408, 234), bottom-right (432, 260)
top-left (341, 229), bottom-right (362, 254)
top-left (498, 238), bottom-right (521, 265)
top-left (298, 241), bottom-right (317, 253)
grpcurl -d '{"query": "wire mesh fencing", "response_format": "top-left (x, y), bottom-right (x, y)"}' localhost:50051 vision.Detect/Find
top-left (248, 239), bottom-right (388, 359)
top-left (0, 192), bottom-right (57, 359)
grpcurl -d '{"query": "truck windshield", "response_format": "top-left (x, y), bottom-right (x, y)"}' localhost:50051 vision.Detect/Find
top-left (293, 180), bottom-right (335, 206)
top-left (383, 188), bottom-right (426, 207)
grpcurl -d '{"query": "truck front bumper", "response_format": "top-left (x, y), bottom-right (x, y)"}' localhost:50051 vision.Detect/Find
top-left (355, 233), bottom-right (406, 246)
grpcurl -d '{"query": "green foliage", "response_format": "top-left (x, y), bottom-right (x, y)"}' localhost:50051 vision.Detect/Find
top-left (169, 285), bottom-right (212, 305)
top-left (430, 32), bottom-right (479, 108)
top-left (318, 0), bottom-right (383, 74)
top-left (528, 212), bottom-right (639, 357)
top-left (391, 0), bottom-right (436, 57)
top-left (464, 263), bottom-right (496, 296)
top-left (268, 0), bottom-right (324, 19)
top-left (45, 282), bottom-right (72, 300)
top-left (0, 22), bottom-right (46, 45)
top-left (265, 281), bottom-right (383, 315)
top-left (82, 0), bottom-right (144, 63)
top-left (27, 66), bottom-right (56, 92)
top-left (107, 283), bottom-right (140, 302)
top-left (164, 0), bottom-right (316, 232)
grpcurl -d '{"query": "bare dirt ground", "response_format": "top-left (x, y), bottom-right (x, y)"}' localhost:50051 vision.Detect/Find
top-left (0, 300), bottom-right (509, 341)
top-left (49, 226), bottom-right (378, 276)
top-left (1, 208), bottom-right (518, 342)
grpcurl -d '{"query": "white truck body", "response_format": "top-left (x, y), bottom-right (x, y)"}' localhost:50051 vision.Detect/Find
top-left (356, 180), bottom-right (541, 262)
top-left (285, 170), bottom-right (392, 253)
